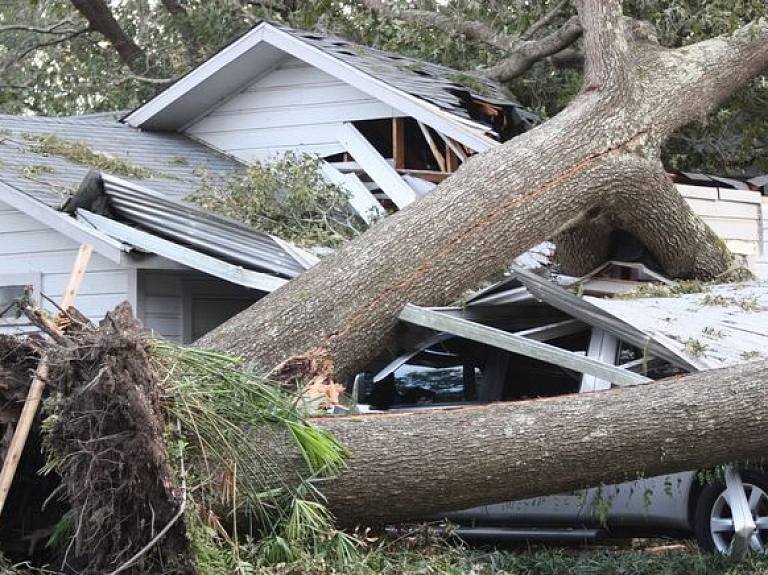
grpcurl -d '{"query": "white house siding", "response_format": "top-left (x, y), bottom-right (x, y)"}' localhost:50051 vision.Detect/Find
top-left (677, 184), bottom-right (763, 258)
top-left (137, 271), bottom-right (264, 344)
top-left (0, 200), bottom-right (131, 333)
top-left (137, 271), bottom-right (185, 343)
top-left (753, 199), bottom-right (768, 279)
top-left (186, 57), bottom-right (399, 163)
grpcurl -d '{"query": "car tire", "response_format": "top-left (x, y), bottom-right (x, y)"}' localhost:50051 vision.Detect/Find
top-left (693, 468), bottom-right (768, 554)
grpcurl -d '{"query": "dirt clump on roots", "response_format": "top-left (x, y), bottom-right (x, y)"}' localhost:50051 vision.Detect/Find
top-left (44, 303), bottom-right (196, 574)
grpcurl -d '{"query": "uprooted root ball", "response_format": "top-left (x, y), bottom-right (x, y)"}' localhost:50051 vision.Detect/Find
top-left (44, 303), bottom-right (196, 575)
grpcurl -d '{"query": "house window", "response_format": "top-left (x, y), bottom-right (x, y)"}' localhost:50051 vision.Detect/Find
top-left (0, 274), bottom-right (40, 325)
top-left (0, 286), bottom-right (25, 319)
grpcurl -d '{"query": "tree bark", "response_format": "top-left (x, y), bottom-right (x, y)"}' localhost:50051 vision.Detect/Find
top-left (195, 2), bottom-right (768, 381)
top-left (252, 360), bottom-right (768, 526)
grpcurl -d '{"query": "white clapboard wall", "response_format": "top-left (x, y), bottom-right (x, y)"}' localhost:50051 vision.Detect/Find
top-left (0, 200), bottom-right (132, 334)
top-left (677, 184), bottom-right (763, 259)
top-left (186, 57), bottom-right (398, 163)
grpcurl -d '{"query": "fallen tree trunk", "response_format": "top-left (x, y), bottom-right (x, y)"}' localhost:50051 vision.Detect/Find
top-left (314, 360), bottom-right (768, 526)
top-left (195, 1), bottom-right (768, 382)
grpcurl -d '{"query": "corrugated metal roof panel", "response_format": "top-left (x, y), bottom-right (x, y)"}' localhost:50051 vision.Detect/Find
top-left (510, 265), bottom-right (702, 371)
top-left (586, 282), bottom-right (768, 368)
top-left (101, 174), bottom-right (306, 278)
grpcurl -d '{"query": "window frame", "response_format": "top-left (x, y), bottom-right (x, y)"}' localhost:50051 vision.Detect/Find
top-left (0, 273), bottom-right (42, 326)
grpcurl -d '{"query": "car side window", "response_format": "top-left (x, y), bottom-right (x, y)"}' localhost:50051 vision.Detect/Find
top-left (366, 364), bottom-right (484, 409)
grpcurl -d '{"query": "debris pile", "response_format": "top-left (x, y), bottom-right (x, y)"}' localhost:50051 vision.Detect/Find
top-left (0, 300), bottom-right (349, 573)
top-left (43, 303), bottom-right (195, 574)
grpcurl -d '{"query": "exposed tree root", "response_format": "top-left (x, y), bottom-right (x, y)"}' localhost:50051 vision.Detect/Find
top-left (42, 303), bottom-right (196, 575)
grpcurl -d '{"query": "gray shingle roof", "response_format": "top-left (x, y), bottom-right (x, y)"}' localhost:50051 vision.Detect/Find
top-left (276, 24), bottom-right (537, 135)
top-left (0, 113), bottom-right (243, 207)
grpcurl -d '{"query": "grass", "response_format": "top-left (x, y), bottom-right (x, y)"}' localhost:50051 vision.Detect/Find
top-left (182, 536), bottom-right (768, 575)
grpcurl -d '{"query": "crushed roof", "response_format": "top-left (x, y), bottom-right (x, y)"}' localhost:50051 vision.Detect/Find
top-left (587, 282), bottom-right (768, 369)
top-left (275, 23), bottom-right (537, 134)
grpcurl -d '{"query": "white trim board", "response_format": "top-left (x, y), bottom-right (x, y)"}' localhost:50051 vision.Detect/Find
top-left (77, 210), bottom-right (287, 292)
top-left (399, 303), bottom-right (652, 387)
top-left (336, 123), bottom-right (416, 209)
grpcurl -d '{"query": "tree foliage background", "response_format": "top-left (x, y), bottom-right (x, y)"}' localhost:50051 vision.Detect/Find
top-left (0, 0), bottom-right (766, 174)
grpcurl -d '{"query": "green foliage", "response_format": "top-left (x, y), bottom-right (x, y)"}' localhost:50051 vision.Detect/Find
top-left (189, 152), bottom-right (365, 247)
top-left (25, 134), bottom-right (161, 178)
top-left (151, 340), bottom-right (355, 568)
top-left (2, 0), bottom-right (768, 174)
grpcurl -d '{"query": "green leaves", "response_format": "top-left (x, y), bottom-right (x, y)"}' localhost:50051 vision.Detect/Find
top-left (189, 152), bottom-right (365, 247)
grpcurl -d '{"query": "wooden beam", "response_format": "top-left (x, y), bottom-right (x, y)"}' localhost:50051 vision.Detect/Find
top-left (336, 123), bottom-right (416, 209)
top-left (395, 169), bottom-right (451, 183)
top-left (61, 244), bottom-right (94, 309)
top-left (417, 121), bottom-right (446, 172)
top-left (399, 304), bottom-right (652, 387)
top-left (443, 136), bottom-right (467, 161)
top-left (0, 245), bottom-right (93, 519)
top-left (446, 147), bottom-right (459, 172)
top-left (392, 117), bottom-right (406, 170)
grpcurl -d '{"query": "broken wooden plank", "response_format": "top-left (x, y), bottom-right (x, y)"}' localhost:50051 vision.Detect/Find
top-left (417, 121), bottom-right (446, 172)
top-left (0, 360), bottom-right (50, 518)
top-left (320, 161), bottom-right (384, 224)
top-left (399, 304), bottom-right (652, 387)
top-left (336, 123), bottom-right (416, 209)
top-left (392, 117), bottom-right (406, 170)
top-left (61, 244), bottom-right (93, 309)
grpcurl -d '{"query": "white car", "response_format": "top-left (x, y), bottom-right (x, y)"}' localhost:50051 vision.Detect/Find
top-left (357, 327), bottom-right (768, 554)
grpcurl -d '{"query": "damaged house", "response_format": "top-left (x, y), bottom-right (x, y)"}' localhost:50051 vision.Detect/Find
top-left (0, 21), bottom-right (766, 342)
top-left (1, 20), bottom-right (768, 566)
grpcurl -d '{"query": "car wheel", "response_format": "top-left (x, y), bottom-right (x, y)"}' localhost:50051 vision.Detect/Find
top-left (693, 469), bottom-right (768, 554)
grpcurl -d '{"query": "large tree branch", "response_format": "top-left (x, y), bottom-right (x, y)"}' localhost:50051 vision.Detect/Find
top-left (12, 28), bottom-right (91, 65)
top-left (69, 0), bottom-right (148, 75)
top-left (521, 0), bottom-right (570, 41)
top-left (642, 19), bottom-right (768, 139)
top-left (357, 0), bottom-right (517, 52)
top-left (318, 360), bottom-right (768, 525)
top-left (0, 19), bottom-right (78, 35)
top-left (576, 0), bottom-right (631, 90)
top-left (486, 16), bottom-right (582, 82)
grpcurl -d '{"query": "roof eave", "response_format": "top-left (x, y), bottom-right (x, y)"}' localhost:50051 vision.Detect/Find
top-left (124, 23), bottom-right (498, 152)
